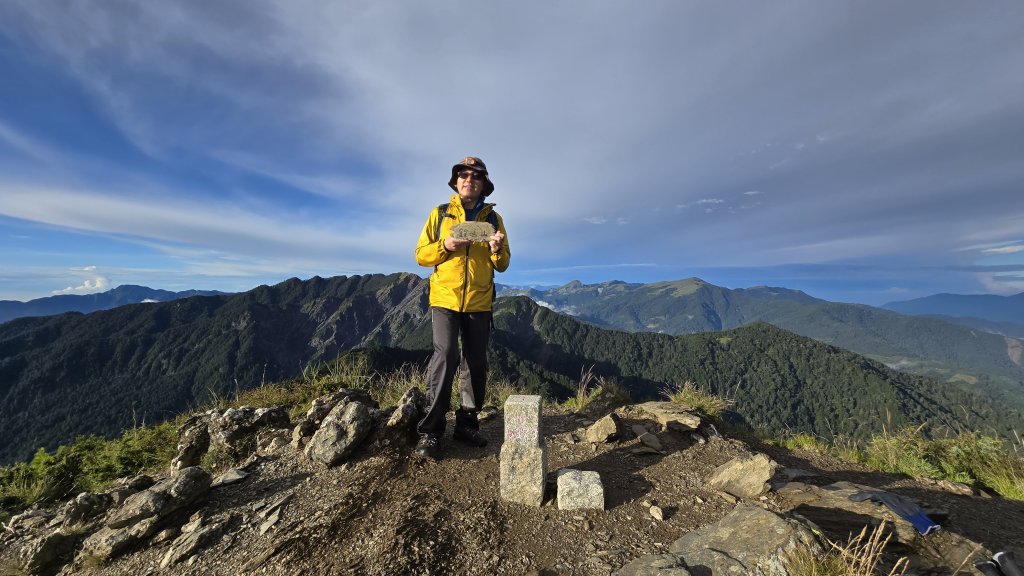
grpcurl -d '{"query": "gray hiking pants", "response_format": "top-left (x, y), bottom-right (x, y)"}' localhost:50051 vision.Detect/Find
top-left (418, 307), bottom-right (491, 435)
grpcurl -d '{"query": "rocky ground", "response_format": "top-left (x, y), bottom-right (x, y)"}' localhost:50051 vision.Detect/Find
top-left (3, 396), bottom-right (1023, 576)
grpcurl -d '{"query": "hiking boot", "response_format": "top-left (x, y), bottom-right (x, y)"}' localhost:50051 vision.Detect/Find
top-left (452, 427), bottom-right (488, 447)
top-left (414, 433), bottom-right (442, 459)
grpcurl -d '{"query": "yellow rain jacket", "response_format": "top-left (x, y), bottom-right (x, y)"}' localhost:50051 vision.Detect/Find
top-left (415, 195), bottom-right (510, 312)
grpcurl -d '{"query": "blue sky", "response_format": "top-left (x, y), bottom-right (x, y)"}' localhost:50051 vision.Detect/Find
top-left (1, 2), bottom-right (1023, 306)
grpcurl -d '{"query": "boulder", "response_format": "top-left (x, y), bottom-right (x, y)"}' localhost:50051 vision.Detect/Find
top-left (676, 503), bottom-right (820, 575)
top-left (304, 400), bottom-right (374, 466)
top-left (20, 529), bottom-right (79, 576)
top-left (292, 388), bottom-right (377, 448)
top-left (557, 469), bottom-right (605, 510)
top-left (211, 468), bottom-right (250, 488)
top-left (81, 466), bottom-right (212, 562)
top-left (208, 406), bottom-right (291, 455)
top-left (773, 480), bottom-right (992, 572)
top-left (256, 428), bottom-right (291, 455)
top-left (49, 492), bottom-right (113, 528)
top-left (618, 503), bottom-right (821, 575)
top-left (615, 554), bottom-right (692, 575)
top-left (81, 517), bottom-right (160, 562)
top-left (707, 453), bottom-right (777, 499)
top-left (160, 517), bottom-right (228, 568)
top-left (584, 413), bottom-right (621, 443)
top-left (170, 413), bottom-right (212, 471)
top-left (635, 402), bottom-right (702, 433)
top-left (384, 387), bottom-right (425, 432)
top-left (105, 474), bottom-right (155, 506)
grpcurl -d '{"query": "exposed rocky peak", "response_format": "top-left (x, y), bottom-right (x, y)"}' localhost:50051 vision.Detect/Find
top-left (3, 397), bottom-right (1018, 575)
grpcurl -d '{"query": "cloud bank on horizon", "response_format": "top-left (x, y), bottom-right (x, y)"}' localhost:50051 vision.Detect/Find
top-left (1, 1), bottom-right (1023, 305)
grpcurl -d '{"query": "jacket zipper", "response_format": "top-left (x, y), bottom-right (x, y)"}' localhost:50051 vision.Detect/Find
top-left (459, 206), bottom-right (490, 312)
top-left (460, 244), bottom-right (470, 312)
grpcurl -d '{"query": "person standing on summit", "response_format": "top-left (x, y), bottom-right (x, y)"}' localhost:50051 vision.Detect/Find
top-left (413, 156), bottom-right (510, 459)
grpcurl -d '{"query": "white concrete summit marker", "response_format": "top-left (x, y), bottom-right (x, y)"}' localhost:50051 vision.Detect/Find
top-left (499, 395), bottom-right (548, 506)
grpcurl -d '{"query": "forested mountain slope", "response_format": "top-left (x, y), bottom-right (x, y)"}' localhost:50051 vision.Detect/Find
top-left (488, 297), bottom-right (1021, 442)
top-left (0, 274), bottom-right (428, 464)
top-left (3, 273), bottom-right (1019, 466)
top-left (501, 279), bottom-right (1024, 408)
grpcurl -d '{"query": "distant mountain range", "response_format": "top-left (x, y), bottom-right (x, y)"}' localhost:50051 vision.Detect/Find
top-left (882, 292), bottom-right (1024, 339)
top-left (498, 279), bottom-right (1024, 410)
top-left (2, 273), bottom-right (1021, 465)
top-left (883, 291), bottom-right (1024, 324)
top-left (0, 285), bottom-right (230, 324)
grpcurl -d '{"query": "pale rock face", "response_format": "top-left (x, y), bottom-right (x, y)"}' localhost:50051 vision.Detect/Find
top-left (634, 402), bottom-right (702, 432)
top-left (616, 504), bottom-right (821, 576)
top-left (208, 406), bottom-right (291, 454)
top-left (556, 469), bottom-right (605, 510)
top-left (80, 467), bottom-right (212, 562)
top-left (304, 400), bottom-right (374, 466)
top-left (707, 453), bottom-right (778, 499)
top-left (584, 413), bottom-right (621, 443)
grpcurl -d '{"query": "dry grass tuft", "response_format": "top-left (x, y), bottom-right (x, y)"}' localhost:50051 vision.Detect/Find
top-left (787, 521), bottom-right (908, 576)
top-left (661, 380), bottom-right (733, 417)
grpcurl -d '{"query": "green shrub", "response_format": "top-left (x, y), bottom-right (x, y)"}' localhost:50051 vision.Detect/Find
top-left (862, 428), bottom-right (1024, 500)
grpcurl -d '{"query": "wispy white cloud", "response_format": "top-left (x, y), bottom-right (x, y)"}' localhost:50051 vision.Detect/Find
top-left (51, 267), bottom-right (109, 295)
top-left (975, 272), bottom-right (1024, 295)
top-left (981, 244), bottom-right (1024, 255)
top-left (2, 1), bottom-right (1024, 303)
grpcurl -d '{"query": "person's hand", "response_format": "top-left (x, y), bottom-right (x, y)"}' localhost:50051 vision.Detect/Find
top-left (489, 231), bottom-right (505, 254)
top-left (443, 236), bottom-right (471, 252)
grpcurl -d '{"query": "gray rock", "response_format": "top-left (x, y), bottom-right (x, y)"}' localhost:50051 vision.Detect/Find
top-left (256, 428), bottom-right (291, 455)
top-left (773, 480), bottom-right (991, 571)
top-left (663, 503), bottom-right (821, 576)
top-left (49, 492), bottom-right (112, 527)
top-left (211, 468), bottom-right (250, 488)
top-left (292, 388), bottom-right (377, 447)
top-left (635, 402), bottom-right (702, 433)
top-left (105, 474), bottom-right (155, 506)
top-left (170, 413), bottom-right (212, 471)
top-left (707, 453), bottom-right (777, 499)
top-left (557, 469), bottom-right (604, 510)
top-left (106, 490), bottom-right (168, 529)
top-left (304, 400), bottom-right (374, 466)
top-left (20, 529), bottom-right (79, 576)
top-left (160, 518), bottom-right (227, 568)
top-left (208, 406), bottom-right (291, 454)
top-left (82, 467), bottom-right (212, 562)
top-left (615, 554), bottom-right (692, 575)
top-left (385, 386), bottom-right (425, 431)
top-left (585, 413), bottom-right (621, 443)
top-left (81, 516), bottom-right (160, 561)
top-left (638, 432), bottom-right (663, 452)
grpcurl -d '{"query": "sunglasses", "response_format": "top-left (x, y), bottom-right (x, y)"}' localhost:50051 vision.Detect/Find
top-left (458, 170), bottom-right (486, 181)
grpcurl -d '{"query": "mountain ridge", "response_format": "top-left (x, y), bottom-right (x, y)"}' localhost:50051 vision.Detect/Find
top-left (0, 285), bottom-right (231, 324)
top-left (500, 278), bottom-right (1024, 409)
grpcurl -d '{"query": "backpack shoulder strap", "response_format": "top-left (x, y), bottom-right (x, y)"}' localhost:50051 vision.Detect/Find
top-left (434, 203), bottom-right (450, 243)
